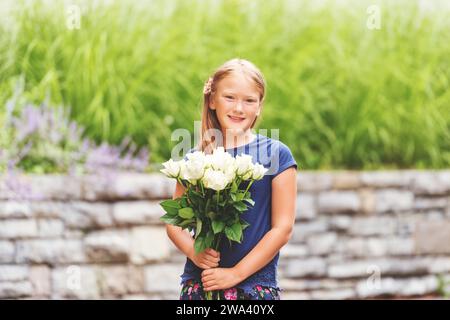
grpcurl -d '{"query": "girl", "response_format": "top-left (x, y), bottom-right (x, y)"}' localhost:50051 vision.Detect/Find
top-left (167, 58), bottom-right (298, 300)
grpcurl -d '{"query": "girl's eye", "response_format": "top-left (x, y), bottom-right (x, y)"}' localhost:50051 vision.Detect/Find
top-left (247, 99), bottom-right (256, 103)
top-left (225, 96), bottom-right (234, 100)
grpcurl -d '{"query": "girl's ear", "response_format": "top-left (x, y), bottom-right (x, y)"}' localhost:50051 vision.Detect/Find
top-left (209, 95), bottom-right (216, 110)
top-left (255, 104), bottom-right (262, 116)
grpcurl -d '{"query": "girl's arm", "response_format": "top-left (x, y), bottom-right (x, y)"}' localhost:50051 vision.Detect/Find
top-left (166, 182), bottom-right (193, 258)
top-left (166, 182), bottom-right (220, 269)
top-left (234, 166), bottom-right (297, 280)
top-left (202, 167), bottom-right (297, 291)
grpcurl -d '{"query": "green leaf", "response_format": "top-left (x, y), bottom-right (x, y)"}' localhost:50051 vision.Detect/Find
top-left (178, 207), bottom-right (194, 219)
top-left (160, 199), bottom-right (181, 216)
top-left (190, 189), bottom-right (203, 197)
top-left (159, 213), bottom-right (180, 225)
top-left (206, 211), bottom-right (217, 219)
top-left (188, 190), bottom-right (204, 206)
top-left (180, 196), bottom-right (188, 207)
top-left (243, 198), bottom-right (255, 206)
top-left (159, 208), bottom-right (177, 218)
top-left (231, 192), bottom-right (246, 202)
top-left (187, 194), bottom-right (198, 207)
top-left (225, 223), bottom-right (242, 243)
top-left (241, 220), bottom-right (250, 230)
top-left (179, 218), bottom-right (194, 229)
top-left (233, 202), bottom-right (247, 212)
top-left (225, 211), bottom-right (239, 224)
top-left (231, 180), bottom-right (238, 193)
top-left (205, 198), bottom-right (211, 213)
top-left (205, 231), bottom-right (214, 248)
top-left (195, 218), bottom-right (202, 239)
top-left (212, 220), bottom-right (225, 234)
top-left (243, 191), bottom-right (252, 200)
top-left (194, 236), bottom-right (206, 254)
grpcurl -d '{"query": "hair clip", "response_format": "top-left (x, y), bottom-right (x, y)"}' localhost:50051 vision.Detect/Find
top-left (203, 77), bottom-right (213, 95)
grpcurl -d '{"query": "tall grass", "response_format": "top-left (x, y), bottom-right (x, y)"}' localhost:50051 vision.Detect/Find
top-left (1, 0), bottom-right (449, 169)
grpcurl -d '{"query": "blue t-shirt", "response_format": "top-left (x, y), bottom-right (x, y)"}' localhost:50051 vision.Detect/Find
top-left (180, 133), bottom-right (298, 295)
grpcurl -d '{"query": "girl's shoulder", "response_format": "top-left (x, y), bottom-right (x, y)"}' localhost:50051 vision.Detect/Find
top-left (258, 134), bottom-right (295, 158)
top-left (257, 134), bottom-right (298, 177)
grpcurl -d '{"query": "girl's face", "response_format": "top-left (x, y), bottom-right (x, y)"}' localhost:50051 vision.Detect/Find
top-left (209, 72), bottom-right (262, 136)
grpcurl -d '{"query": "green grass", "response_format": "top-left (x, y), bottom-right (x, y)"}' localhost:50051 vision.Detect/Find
top-left (1, 0), bottom-right (449, 170)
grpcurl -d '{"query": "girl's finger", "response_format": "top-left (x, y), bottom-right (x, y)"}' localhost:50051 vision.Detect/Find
top-left (211, 250), bottom-right (220, 257)
top-left (206, 248), bottom-right (219, 258)
top-left (202, 280), bottom-right (215, 288)
top-left (204, 285), bottom-right (220, 292)
top-left (204, 255), bottom-right (220, 264)
top-left (202, 257), bottom-right (218, 266)
top-left (201, 275), bottom-right (214, 283)
top-left (204, 261), bottom-right (218, 268)
top-left (201, 268), bottom-right (214, 277)
top-left (200, 263), bottom-right (211, 270)
top-left (205, 252), bottom-right (220, 261)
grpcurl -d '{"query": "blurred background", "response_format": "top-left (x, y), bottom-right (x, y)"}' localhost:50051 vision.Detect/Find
top-left (0, 0), bottom-right (449, 300)
top-left (1, 0), bottom-right (449, 171)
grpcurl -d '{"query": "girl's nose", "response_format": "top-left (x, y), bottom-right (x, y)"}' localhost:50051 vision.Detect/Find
top-left (234, 100), bottom-right (244, 111)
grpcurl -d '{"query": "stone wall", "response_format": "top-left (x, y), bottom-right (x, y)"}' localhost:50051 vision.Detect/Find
top-left (0, 170), bottom-right (450, 299)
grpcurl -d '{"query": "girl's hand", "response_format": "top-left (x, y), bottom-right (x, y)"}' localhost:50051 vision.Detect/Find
top-left (190, 248), bottom-right (221, 269)
top-left (201, 268), bottom-right (243, 291)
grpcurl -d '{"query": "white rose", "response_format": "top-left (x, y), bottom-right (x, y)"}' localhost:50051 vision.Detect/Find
top-left (183, 161), bottom-right (205, 185)
top-left (202, 168), bottom-right (229, 191)
top-left (252, 163), bottom-right (268, 180)
top-left (186, 150), bottom-right (207, 163)
top-left (178, 160), bottom-right (187, 179)
top-left (160, 159), bottom-right (184, 178)
top-left (209, 147), bottom-right (235, 172)
top-left (182, 152), bottom-right (209, 185)
top-left (241, 170), bottom-right (253, 181)
top-left (235, 154), bottom-right (254, 176)
top-left (224, 162), bottom-right (237, 183)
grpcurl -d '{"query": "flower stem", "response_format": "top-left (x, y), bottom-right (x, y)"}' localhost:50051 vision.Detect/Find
top-left (242, 180), bottom-right (254, 198)
top-left (213, 233), bottom-right (223, 251)
top-left (207, 233), bottom-right (223, 301)
top-left (199, 180), bottom-right (205, 196)
top-left (205, 197), bottom-right (210, 214)
top-left (216, 190), bottom-right (220, 210)
top-left (184, 183), bottom-right (193, 206)
top-left (177, 177), bottom-right (187, 189)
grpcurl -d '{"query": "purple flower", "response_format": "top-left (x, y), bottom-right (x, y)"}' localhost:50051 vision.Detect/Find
top-left (3, 90), bottom-right (149, 176)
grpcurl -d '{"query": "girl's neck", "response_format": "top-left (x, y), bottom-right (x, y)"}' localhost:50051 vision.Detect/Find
top-left (223, 130), bottom-right (256, 149)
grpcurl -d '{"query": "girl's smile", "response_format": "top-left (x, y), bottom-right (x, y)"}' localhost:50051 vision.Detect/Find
top-left (227, 115), bottom-right (245, 123)
top-left (209, 72), bottom-right (261, 138)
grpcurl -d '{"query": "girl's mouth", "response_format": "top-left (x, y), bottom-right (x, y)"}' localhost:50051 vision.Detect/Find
top-left (228, 115), bottom-right (245, 123)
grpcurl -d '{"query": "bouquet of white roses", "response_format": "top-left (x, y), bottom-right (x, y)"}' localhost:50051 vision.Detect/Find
top-left (160, 147), bottom-right (267, 300)
top-left (159, 147), bottom-right (267, 299)
top-left (160, 146), bottom-right (267, 252)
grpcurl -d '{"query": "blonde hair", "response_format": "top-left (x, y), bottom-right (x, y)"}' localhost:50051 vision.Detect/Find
top-left (197, 58), bottom-right (266, 153)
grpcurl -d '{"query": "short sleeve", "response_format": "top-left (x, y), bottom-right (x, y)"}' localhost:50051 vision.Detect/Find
top-left (272, 142), bottom-right (298, 178)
